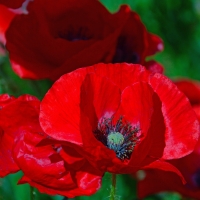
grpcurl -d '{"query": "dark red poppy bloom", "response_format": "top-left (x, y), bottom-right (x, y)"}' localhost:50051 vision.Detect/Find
top-left (13, 126), bottom-right (103, 197)
top-left (137, 79), bottom-right (200, 199)
top-left (0, 94), bottom-right (40, 177)
top-left (5, 0), bottom-right (163, 80)
top-left (40, 63), bottom-right (199, 175)
top-left (0, 0), bottom-right (25, 9)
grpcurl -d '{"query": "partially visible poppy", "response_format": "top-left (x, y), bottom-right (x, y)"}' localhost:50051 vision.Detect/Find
top-left (6, 0), bottom-right (163, 80)
top-left (137, 79), bottom-right (200, 200)
top-left (0, 93), bottom-right (103, 197)
top-left (0, 94), bottom-right (40, 177)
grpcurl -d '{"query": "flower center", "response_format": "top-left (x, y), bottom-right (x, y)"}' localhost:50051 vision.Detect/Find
top-left (112, 36), bottom-right (140, 63)
top-left (94, 117), bottom-right (140, 160)
top-left (58, 26), bottom-right (92, 41)
top-left (107, 132), bottom-right (124, 151)
top-left (193, 169), bottom-right (200, 188)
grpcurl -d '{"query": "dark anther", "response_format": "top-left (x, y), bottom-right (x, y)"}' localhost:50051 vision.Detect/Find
top-left (93, 116), bottom-right (141, 160)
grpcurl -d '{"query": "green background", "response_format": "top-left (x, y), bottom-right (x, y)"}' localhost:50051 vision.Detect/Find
top-left (0, 0), bottom-right (200, 199)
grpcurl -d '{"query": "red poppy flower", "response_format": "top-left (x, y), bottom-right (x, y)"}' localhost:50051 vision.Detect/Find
top-left (0, 0), bottom-right (25, 9)
top-left (39, 63), bottom-right (199, 175)
top-left (0, 94), bottom-right (40, 177)
top-left (137, 79), bottom-right (200, 199)
top-left (13, 125), bottom-right (103, 197)
top-left (5, 0), bottom-right (163, 80)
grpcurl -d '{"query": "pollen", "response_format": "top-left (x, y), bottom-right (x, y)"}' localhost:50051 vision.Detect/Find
top-left (93, 116), bottom-right (141, 160)
top-left (107, 132), bottom-right (124, 151)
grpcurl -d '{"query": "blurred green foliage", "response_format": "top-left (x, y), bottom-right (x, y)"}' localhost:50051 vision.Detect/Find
top-left (0, 0), bottom-right (200, 199)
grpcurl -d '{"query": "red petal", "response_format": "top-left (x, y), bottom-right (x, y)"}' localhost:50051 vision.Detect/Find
top-left (0, 94), bottom-right (15, 107)
top-left (0, 94), bottom-right (40, 137)
top-left (144, 60), bottom-right (164, 74)
top-left (138, 155), bottom-right (200, 199)
top-left (0, 94), bottom-right (40, 176)
top-left (80, 73), bottom-right (121, 125)
top-left (174, 79), bottom-right (200, 106)
top-left (0, 0), bottom-right (25, 9)
top-left (146, 33), bottom-right (164, 56)
top-left (142, 159), bottom-right (186, 183)
top-left (40, 69), bottom-right (88, 144)
top-left (92, 63), bottom-right (150, 90)
top-left (116, 82), bottom-right (165, 171)
top-left (15, 126), bottom-right (102, 198)
top-left (149, 73), bottom-right (200, 159)
top-left (0, 128), bottom-right (19, 177)
top-left (0, 5), bottom-right (16, 44)
top-left (115, 82), bottom-right (154, 134)
top-left (137, 169), bottom-right (185, 199)
top-left (14, 126), bottom-right (77, 195)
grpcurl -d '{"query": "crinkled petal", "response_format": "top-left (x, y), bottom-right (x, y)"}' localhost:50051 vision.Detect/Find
top-left (92, 63), bottom-right (150, 90)
top-left (14, 126), bottom-right (102, 198)
top-left (0, 128), bottom-right (19, 177)
top-left (14, 126), bottom-right (77, 196)
top-left (40, 69), bottom-right (88, 144)
top-left (0, 94), bottom-right (40, 176)
top-left (149, 73), bottom-right (200, 159)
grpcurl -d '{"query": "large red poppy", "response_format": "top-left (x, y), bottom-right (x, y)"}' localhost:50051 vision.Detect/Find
top-left (137, 79), bottom-right (200, 199)
top-left (5, 0), bottom-right (163, 80)
top-left (40, 63), bottom-right (199, 175)
top-left (0, 94), bottom-right (40, 177)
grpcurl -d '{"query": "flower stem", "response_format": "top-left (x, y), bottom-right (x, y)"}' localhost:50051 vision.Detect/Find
top-left (110, 173), bottom-right (117, 200)
top-left (30, 186), bottom-right (35, 200)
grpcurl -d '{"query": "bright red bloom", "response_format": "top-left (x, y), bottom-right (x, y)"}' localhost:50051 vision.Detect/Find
top-left (0, 0), bottom-right (25, 9)
top-left (40, 63), bottom-right (199, 175)
top-left (0, 94), bottom-right (40, 177)
top-left (5, 0), bottom-right (163, 80)
top-left (137, 79), bottom-right (200, 199)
